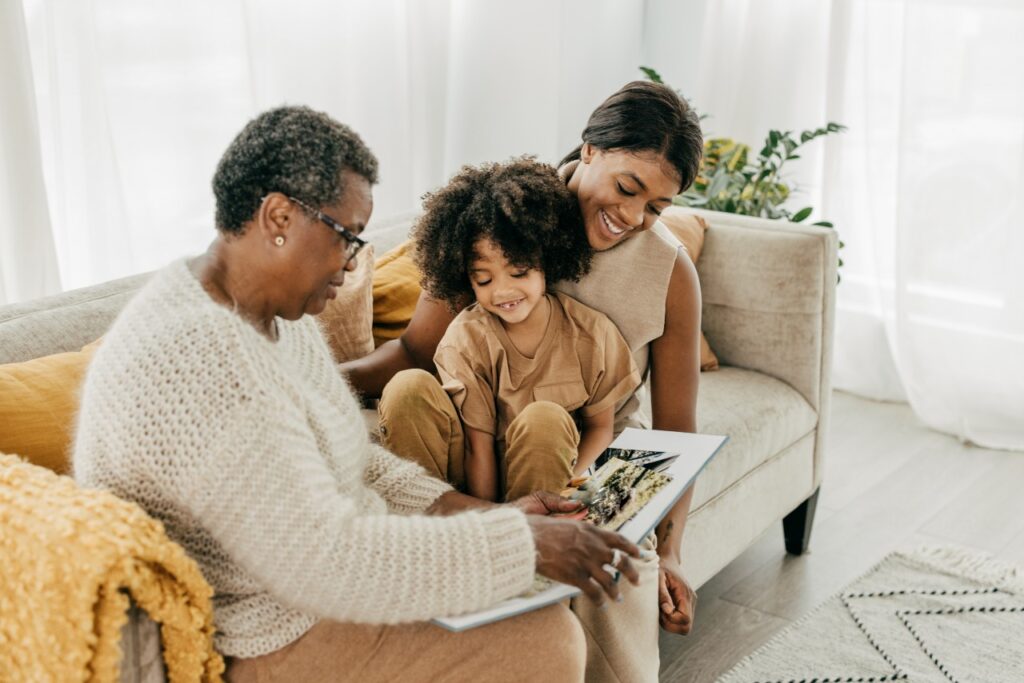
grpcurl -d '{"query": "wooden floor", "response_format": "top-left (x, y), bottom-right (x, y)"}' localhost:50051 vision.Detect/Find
top-left (658, 390), bottom-right (1024, 683)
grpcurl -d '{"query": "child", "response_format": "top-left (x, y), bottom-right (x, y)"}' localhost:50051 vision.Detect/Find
top-left (411, 157), bottom-right (641, 502)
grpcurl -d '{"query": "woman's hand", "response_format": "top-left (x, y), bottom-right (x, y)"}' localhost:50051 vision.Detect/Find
top-left (527, 515), bottom-right (641, 605)
top-left (657, 556), bottom-right (696, 635)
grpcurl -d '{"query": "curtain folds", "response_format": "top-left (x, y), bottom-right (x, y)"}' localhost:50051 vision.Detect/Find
top-left (8, 0), bottom-right (1023, 447)
top-left (18, 0), bottom-right (644, 293)
top-left (697, 0), bottom-right (1024, 449)
top-left (0, 0), bottom-right (60, 305)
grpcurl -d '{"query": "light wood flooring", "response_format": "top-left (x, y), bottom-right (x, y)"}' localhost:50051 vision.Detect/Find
top-left (658, 390), bottom-right (1024, 683)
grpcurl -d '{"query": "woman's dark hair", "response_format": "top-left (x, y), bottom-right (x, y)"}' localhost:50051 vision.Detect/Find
top-left (212, 105), bottom-right (379, 233)
top-left (559, 80), bottom-right (703, 193)
top-left (412, 157), bottom-right (591, 312)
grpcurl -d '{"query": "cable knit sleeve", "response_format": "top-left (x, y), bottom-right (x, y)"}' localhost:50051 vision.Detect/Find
top-left (362, 444), bottom-right (453, 515)
top-left (169, 399), bottom-right (535, 625)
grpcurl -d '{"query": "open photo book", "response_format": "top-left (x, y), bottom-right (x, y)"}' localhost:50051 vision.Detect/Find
top-left (432, 428), bottom-right (728, 632)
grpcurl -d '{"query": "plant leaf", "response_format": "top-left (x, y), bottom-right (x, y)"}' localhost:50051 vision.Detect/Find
top-left (639, 66), bottom-right (663, 83)
top-left (812, 220), bottom-right (833, 227)
top-left (792, 207), bottom-right (813, 222)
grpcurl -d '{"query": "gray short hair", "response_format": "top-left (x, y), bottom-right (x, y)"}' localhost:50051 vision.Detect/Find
top-left (212, 106), bottom-right (379, 233)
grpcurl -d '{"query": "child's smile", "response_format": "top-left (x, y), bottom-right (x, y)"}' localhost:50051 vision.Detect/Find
top-left (495, 297), bottom-right (525, 312)
top-left (469, 239), bottom-right (547, 330)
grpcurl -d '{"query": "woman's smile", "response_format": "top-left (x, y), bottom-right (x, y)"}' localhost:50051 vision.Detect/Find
top-left (600, 209), bottom-right (629, 238)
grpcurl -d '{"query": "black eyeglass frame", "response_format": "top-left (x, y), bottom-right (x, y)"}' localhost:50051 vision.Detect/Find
top-left (286, 195), bottom-right (368, 265)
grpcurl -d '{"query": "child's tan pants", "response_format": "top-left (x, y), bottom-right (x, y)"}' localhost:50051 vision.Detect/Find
top-left (378, 368), bottom-right (579, 500)
top-left (377, 369), bottom-right (662, 683)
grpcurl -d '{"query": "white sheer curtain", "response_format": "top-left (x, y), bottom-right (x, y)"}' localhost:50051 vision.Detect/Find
top-left (10, 0), bottom-right (1022, 446)
top-left (17, 0), bottom-right (645, 293)
top-left (694, 0), bottom-right (1024, 449)
top-left (0, 0), bottom-right (60, 305)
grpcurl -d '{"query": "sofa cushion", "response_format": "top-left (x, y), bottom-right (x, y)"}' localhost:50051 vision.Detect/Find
top-left (371, 240), bottom-right (421, 347)
top-left (0, 339), bottom-right (101, 474)
top-left (0, 273), bottom-right (149, 364)
top-left (692, 366), bottom-right (817, 509)
top-left (317, 244), bottom-right (375, 363)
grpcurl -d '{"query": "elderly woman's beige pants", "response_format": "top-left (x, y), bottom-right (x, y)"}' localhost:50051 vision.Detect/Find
top-left (225, 603), bottom-right (585, 682)
top-left (377, 369), bottom-right (662, 683)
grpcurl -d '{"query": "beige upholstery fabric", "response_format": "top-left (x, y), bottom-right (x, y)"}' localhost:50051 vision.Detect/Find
top-left (693, 367), bottom-right (817, 510)
top-left (318, 244), bottom-right (376, 363)
top-left (690, 208), bottom-right (838, 494)
top-left (0, 272), bottom-right (150, 364)
top-left (119, 604), bottom-right (166, 683)
top-left (699, 221), bottom-right (830, 411)
top-left (681, 433), bottom-right (816, 588)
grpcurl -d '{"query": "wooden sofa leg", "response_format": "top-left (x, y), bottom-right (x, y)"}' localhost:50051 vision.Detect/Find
top-left (783, 487), bottom-right (820, 555)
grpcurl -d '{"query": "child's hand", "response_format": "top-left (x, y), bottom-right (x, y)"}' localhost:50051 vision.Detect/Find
top-left (511, 491), bottom-right (587, 519)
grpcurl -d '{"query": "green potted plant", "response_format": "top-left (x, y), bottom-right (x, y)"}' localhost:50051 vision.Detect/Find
top-left (641, 67), bottom-right (846, 274)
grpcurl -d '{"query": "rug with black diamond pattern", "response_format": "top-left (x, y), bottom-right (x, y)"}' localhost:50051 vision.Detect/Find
top-left (717, 546), bottom-right (1024, 683)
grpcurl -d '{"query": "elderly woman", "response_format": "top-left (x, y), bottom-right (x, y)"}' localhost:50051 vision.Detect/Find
top-left (73, 106), bottom-right (641, 682)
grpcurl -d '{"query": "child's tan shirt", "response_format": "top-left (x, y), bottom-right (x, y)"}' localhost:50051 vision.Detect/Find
top-left (434, 292), bottom-right (642, 453)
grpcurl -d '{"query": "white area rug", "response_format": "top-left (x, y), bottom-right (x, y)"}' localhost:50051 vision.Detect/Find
top-left (718, 546), bottom-right (1024, 683)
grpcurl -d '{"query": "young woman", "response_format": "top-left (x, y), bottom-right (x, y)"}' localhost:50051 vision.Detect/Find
top-left (345, 80), bottom-right (704, 681)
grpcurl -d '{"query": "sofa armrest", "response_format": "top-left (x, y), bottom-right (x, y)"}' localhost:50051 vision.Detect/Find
top-left (690, 209), bottom-right (838, 486)
top-left (120, 601), bottom-right (167, 683)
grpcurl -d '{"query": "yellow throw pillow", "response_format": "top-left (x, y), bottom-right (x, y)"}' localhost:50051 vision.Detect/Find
top-left (659, 208), bottom-right (720, 372)
top-left (371, 240), bottom-right (423, 347)
top-left (0, 339), bottom-right (102, 474)
top-left (318, 244), bottom-right (376, 362)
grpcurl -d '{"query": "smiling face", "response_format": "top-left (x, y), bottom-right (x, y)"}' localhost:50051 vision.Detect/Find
top-left (567, 144), bottom-right (682, 251)
top-left (280, 170), bottom-right (373, 319)
top-left (468, 238), bottom-right (547, 328)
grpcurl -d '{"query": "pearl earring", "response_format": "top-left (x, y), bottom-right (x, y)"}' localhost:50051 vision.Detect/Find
top-left (274, 236), bottom-right (285, 247)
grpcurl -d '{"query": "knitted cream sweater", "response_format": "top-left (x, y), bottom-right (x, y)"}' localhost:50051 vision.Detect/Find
top-left (73, 260), bottom-right (536, 658)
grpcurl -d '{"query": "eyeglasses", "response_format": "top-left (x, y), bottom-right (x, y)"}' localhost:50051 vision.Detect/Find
top-left (287, 195), bottom-right (367, 266)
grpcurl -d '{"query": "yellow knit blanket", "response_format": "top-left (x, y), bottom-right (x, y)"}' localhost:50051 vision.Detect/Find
top-left (0, 454), bottom-right (224, 682)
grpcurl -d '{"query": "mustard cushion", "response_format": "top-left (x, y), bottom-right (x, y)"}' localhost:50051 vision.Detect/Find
top-left (318, 244), bottom-right (376, 362)
top-left (0, 339), bottom-right (102, 474)
top-left (659, 208), bottom-right (720, 372)
top-left (371, 240), bottom-right (422, 347)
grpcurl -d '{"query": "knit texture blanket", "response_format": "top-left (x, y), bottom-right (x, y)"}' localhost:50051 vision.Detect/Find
top-left (0, 454), bottom-right (224, 682)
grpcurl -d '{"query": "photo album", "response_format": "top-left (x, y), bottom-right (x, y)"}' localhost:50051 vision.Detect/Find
top-left (433, 428), bottom-right (728, 631)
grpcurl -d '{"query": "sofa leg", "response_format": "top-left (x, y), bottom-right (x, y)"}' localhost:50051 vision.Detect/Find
top-left (783, 488), bottom-right (820, 556)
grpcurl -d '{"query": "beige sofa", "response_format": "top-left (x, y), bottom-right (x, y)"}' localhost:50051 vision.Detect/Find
top-left (0, 208), bottom-right (837, 680)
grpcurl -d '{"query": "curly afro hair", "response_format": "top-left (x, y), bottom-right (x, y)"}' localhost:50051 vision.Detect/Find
top-left (212, 105), bottom-right (378, 233)
top-left (412, 157), bottom-right (591, 311)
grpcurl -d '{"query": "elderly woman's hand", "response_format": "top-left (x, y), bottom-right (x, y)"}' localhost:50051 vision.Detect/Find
top-left (527, 515), bottom-right (641, 605)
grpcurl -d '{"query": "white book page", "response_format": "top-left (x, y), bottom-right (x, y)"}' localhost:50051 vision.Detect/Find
top-left (433, 428), bottom-right (727, 632)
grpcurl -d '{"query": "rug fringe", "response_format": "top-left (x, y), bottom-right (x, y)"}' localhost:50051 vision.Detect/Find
top-left (902, 543), bottom-right (1024, 595)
